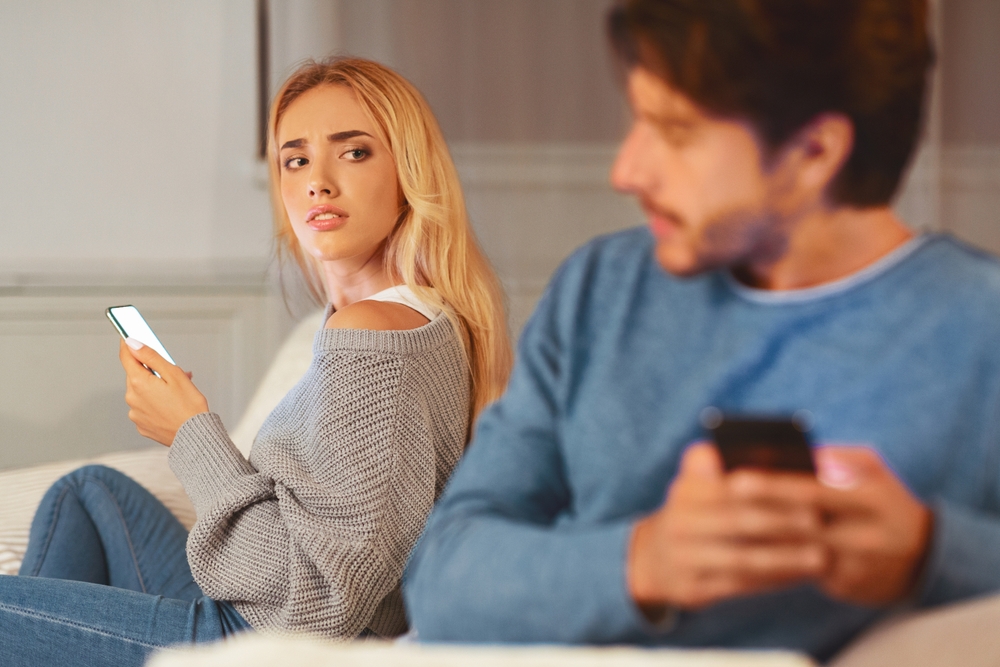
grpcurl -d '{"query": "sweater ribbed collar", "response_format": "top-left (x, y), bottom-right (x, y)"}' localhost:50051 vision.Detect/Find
top-left (723, 235), bottom-right (930, 305)
top-left (313, 308), bottom-right (455, 356)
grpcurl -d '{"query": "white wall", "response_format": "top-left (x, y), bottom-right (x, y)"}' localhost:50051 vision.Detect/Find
top-left (1, 0), bottom-right (997, 469)
top-left (0, 1), bottom-right (294, 469)
top-left (938, 0), bottom-right (1000, 255)
top-left (0, 1), bottom-right (273, 273)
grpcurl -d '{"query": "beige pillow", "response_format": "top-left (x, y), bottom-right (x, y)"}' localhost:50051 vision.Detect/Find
top-left (829, 593), bottom-right (1000, 667)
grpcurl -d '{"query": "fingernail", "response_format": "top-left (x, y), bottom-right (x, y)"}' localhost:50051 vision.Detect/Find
top-left (819, 461), bottom-right (857, 489)
top-left (125, 337), bottom-right (144, 350)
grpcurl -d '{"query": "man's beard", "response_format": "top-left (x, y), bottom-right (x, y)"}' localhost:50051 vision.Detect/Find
top-left (655, 203), bottom-right (789, 281)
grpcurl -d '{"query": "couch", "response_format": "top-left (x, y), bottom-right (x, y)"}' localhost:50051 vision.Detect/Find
top-left (2, 308), bottom-right (999, 666)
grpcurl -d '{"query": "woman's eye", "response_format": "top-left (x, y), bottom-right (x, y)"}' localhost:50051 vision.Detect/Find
top-left (283, 157), bottom-right (308, 169)
top-left (344, 148), bottom-right (368, 160)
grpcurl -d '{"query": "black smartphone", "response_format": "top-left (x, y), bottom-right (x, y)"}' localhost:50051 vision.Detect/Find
top-left (106, 305), bottom-right (176, 376)
top-left (702, 408), bottom-right (815, 474)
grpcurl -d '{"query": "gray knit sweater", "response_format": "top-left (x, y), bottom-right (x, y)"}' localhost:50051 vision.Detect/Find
top-left (168, 313), bottom-right (469, 639)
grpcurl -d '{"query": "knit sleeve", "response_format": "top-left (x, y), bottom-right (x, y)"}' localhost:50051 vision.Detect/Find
top-left (168, 349), bottom-right (440, 638)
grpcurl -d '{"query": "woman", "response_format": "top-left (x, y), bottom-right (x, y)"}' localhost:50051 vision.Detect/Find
top-left (1, 57), bottom-right (511, 663)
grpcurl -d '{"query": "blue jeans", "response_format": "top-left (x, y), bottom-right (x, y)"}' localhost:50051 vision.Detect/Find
top-left (1, 464), bottom-right (251, 666)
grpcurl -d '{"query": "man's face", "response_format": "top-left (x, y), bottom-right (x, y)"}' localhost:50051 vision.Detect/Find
top-left (611, 68), bottom-right (795, 277)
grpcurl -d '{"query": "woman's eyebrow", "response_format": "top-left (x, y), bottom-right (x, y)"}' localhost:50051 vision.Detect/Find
top-left (328, 130), bottom-right (372, 142)
top-left (280, 130), bottom-right (373, 151)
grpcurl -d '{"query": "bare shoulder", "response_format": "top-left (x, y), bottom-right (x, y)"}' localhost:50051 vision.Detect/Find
top-left (325, 300), bottom-right (430, 331)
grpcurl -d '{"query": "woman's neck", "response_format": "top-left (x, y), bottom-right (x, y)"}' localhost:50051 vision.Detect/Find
top-left (320, 246), bottom-right (396, 311)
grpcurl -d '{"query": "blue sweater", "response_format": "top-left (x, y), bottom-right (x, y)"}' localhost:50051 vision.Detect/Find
top-left (404, 228), bottom-right (1000, 660)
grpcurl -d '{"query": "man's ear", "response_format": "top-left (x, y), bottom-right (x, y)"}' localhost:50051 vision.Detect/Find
top-left (783, 113), bottom-right (855, 201)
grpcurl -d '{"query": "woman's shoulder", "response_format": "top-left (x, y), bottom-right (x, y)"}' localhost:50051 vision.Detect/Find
top-left (312, 303), bottom-right (459, 360)
top-left (325, 299), bottom-right (430, 332)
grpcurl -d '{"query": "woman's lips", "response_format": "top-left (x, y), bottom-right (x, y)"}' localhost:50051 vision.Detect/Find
top-left (308, 213), bottom-right (348, 231)
top-left (305, 205), bottom-right (349, 231)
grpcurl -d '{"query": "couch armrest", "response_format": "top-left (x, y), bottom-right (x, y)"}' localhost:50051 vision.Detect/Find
top-left (830, 593), bottom-right (1000, 667)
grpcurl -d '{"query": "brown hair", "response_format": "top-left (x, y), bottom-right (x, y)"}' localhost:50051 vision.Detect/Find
top-left (608, 0), bottom-right (934, 206)
top-left (268, 57), bottom-right (512, 422)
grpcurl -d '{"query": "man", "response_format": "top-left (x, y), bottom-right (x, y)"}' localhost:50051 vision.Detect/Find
top-left (404, 0), bottom-right (1000, 660)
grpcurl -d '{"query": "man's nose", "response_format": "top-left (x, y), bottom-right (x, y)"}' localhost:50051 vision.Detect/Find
top-left (609, 126), bottom-right (646, 195)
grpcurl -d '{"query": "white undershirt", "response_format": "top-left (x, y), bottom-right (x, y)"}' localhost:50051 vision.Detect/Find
top-left (360, 285), bottom-right (442, 321)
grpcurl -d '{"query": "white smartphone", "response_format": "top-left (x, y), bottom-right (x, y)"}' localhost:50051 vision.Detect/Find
top-left (106, 305), bottom-right (176, 371)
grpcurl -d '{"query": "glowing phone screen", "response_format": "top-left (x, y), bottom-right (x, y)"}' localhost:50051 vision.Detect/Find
top-left (106, 305), bottom-right (176, 365)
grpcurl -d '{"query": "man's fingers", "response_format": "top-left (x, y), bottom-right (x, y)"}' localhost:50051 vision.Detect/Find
top-left (706, 541), bottom-right (826, 576)
top-left (711, 504), bottom-right (821, 541)
top-left (669, 572), bottom-right (767, 609)
top-left (680, 441), bottom-right (725, 479)
top-left (727, 469), bottom-right (821, 507)
top-left (655, 540), bottom-right (828, 609)
top-left (687, 567), bottom-right (822, 608)
top-left (815, 446), bottom-right (887, 486)
top-left (821, 521), bottom-right (891, 554)
top-left (667, 498), bottom-right (821, 541)
top-left (815, 483), bottom-right (883, 517)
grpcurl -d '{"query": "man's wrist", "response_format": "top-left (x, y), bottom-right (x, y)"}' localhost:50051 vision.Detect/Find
top-left (627, 517), bottom-right (681, 631)
top-left (626, 515), bottom-right (658, 606)
top-left (899, 503), bottom-right (935, 603)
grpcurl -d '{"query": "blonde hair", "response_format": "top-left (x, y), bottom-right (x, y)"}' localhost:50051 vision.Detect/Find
top-left (268, 57), bottom-right (512, 422)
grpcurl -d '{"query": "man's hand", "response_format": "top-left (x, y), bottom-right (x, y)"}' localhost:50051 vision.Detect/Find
top-left (627, 442), bottom-right (828, 610)
top-left (119, 338), bottom-right (209, 446)
top-left (814, 446), bottom-right (932, 606)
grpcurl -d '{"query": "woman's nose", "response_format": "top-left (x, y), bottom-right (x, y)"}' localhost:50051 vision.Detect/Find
top-left (307, 163), bottom-right (338, 198)
top-left (308, 181), bottom-right (332, 197)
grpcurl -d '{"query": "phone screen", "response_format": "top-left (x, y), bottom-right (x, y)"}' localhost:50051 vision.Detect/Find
top-left (106, 305), bottom-right (176, 365)
top-left (705, 411), bottom-right (815, 474)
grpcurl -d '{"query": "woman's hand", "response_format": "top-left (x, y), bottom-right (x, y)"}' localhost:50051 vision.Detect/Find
top-left (119, 338), bottom-right (209, 446)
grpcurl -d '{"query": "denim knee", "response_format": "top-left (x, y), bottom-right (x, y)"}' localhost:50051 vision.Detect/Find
top-left (21, 465), bottom-right (132, 577)
top-left (32, 464), bottom-right (137, 538)
top-left (60, 464), bottom-right (131, 489)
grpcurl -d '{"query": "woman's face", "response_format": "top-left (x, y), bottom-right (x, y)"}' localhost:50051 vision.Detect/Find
top-left (277, 84), bottom-right (400, 267)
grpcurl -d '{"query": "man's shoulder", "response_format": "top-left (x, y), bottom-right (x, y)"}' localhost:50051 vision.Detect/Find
top-left (898, 235), bottom-right (1000, 344)
top-left (916, 235), bottom-right (1000, 303)
top-left (523, 226), bottom-right (712, 343)
top-left (553, 225), bottom-right (694, 293)
top-left (544, 226), bottom-right (687, 307)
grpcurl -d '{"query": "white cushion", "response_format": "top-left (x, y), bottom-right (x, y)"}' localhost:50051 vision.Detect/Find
top-left (148, 635), bottom-right (815, 667)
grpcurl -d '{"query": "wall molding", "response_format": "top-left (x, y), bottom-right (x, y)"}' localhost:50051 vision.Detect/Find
top-left (939, 144), bottom-right (1000, 255)
top-left (0, 286), bottom-right (296, 470)
top-left (942, 145), bottom-right (1000, 190)
top-left (451, 142), bottom-right (619, 189)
